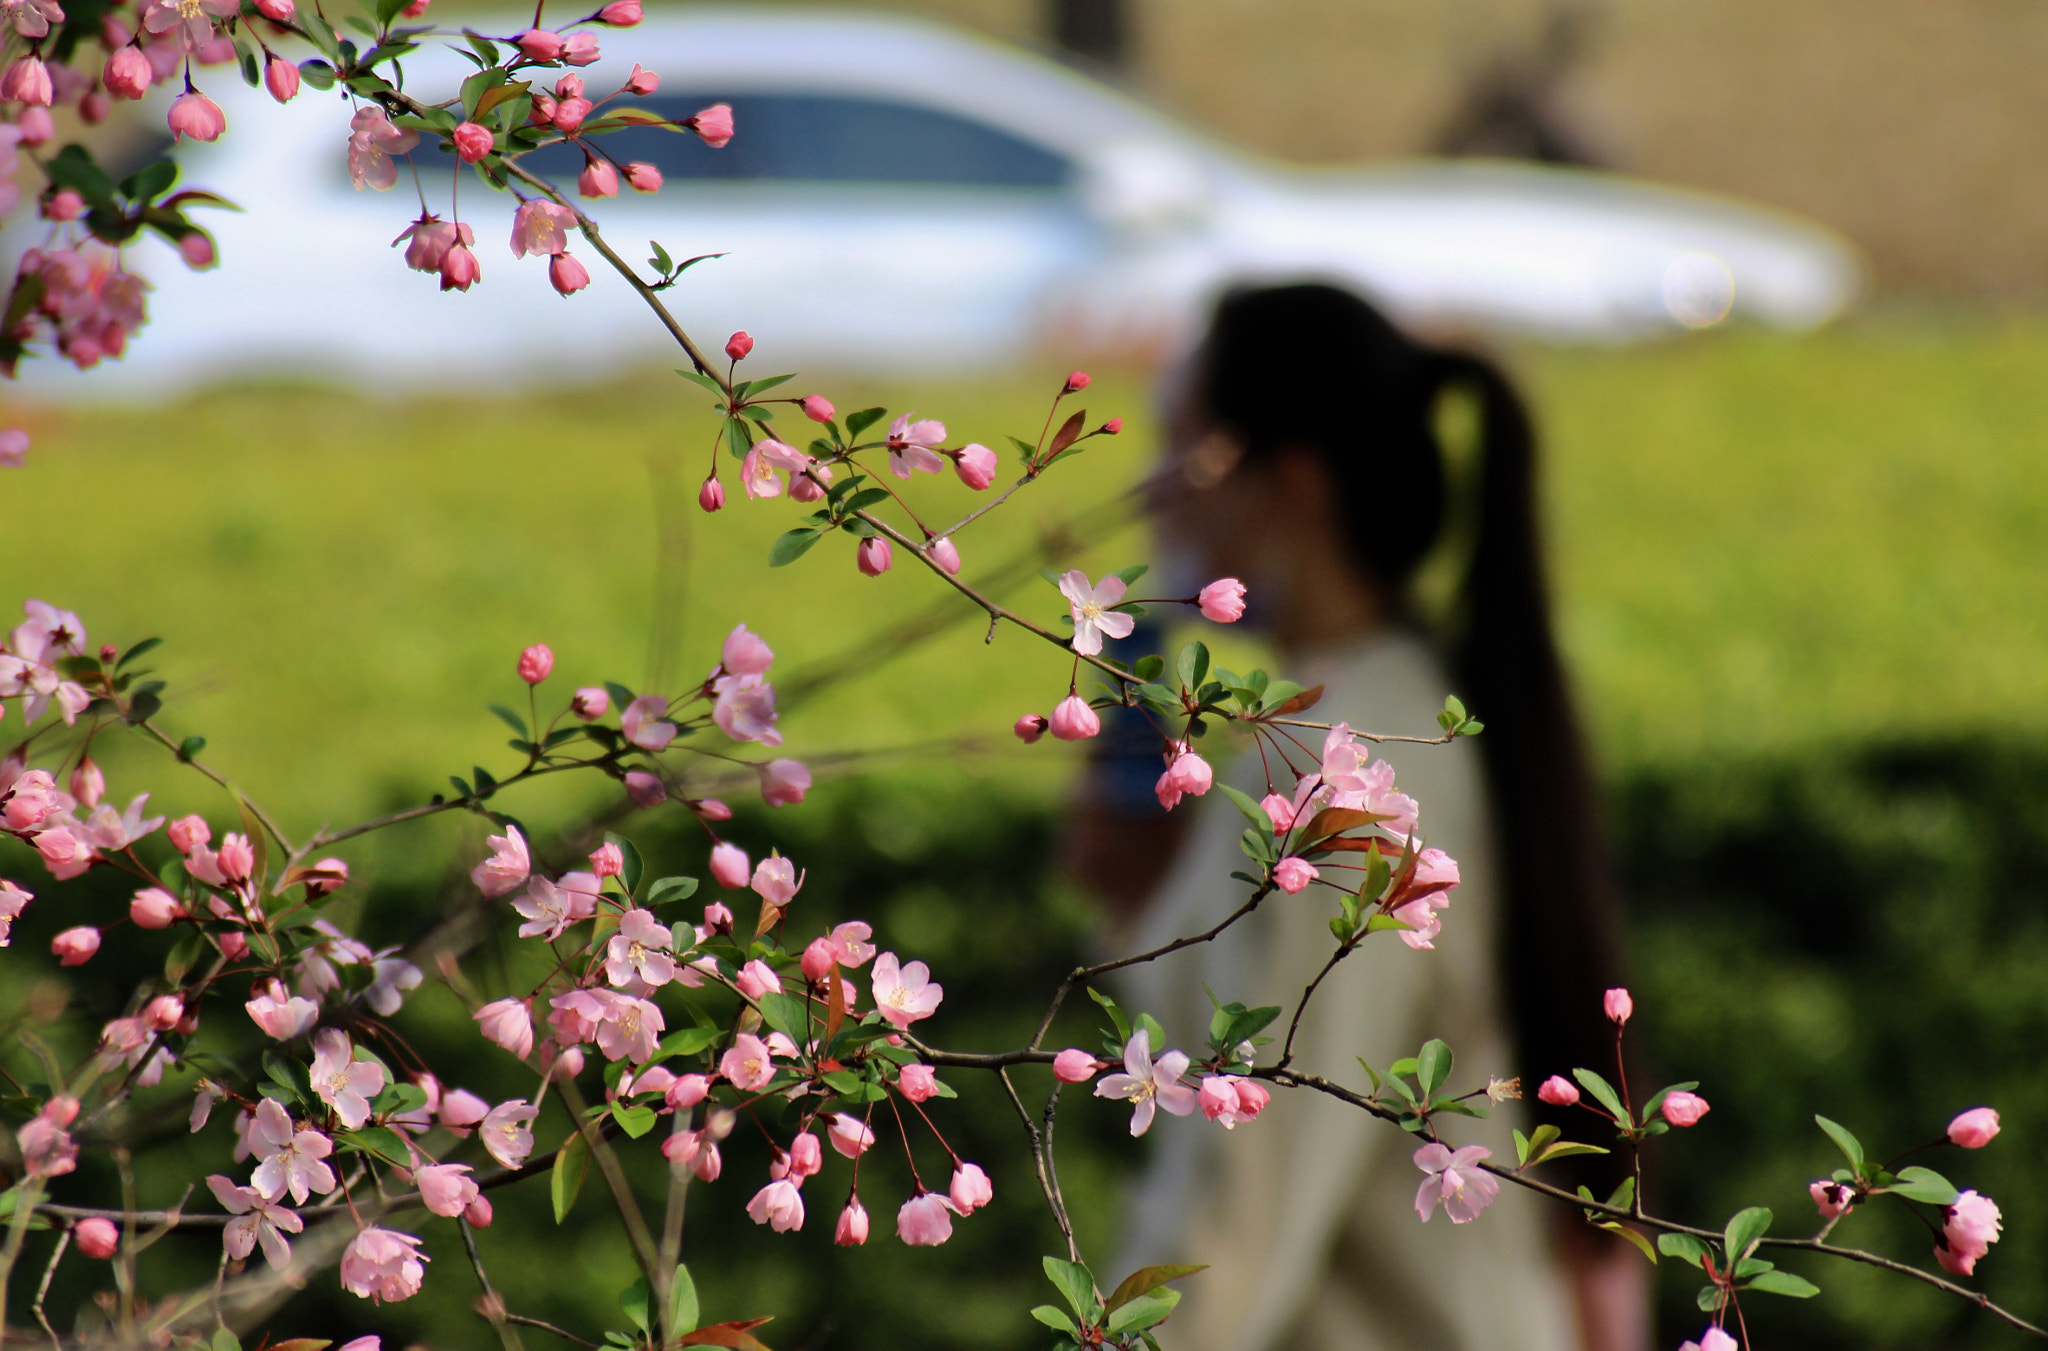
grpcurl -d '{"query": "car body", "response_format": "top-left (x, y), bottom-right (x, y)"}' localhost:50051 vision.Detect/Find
top-left (18, 5), bottom-right (1862, 400)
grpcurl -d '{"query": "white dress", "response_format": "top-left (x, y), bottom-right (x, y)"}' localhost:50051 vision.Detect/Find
top-left (1111, 629), bottom-right (1577, 1351)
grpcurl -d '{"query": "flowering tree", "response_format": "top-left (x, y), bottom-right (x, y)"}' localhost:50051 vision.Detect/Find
top-left (0, 5), bottom-right (2038, 1348)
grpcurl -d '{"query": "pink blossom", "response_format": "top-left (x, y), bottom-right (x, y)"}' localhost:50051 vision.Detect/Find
top-left (662, 1128), bottom-right (702, 1166)
top-left (712, 673), bottom-right (780, 745)
top-left (1604, 988), bottom-right (1632, 1025)
top-left (1810, 1180), bottom-right (1855, 1220)
top-left (781, 1132), bottom-right (824, 1180)
top-left (572, 687), bottom-right (609, 720)
top-left (606, 908), bottom-right (676, 987)
top-left (710, 843), bottom-right (750, 889)
top-left (1197, 1075), bottom-right (1269, 1128)
top-left (562, 31), bottom-right (599, 64)
top-left (416, 1163), bottom-right (479, 1218)
top-left (207, 1176), bottom-right (301, 1270)
top-left (550, 96), bottom-right (592, 132)
top-left (1014, 714), bottom-right (1049, 743)
top-left (1049, 695), bottom-right (1099, 741)
top-left (347, 107), bottom-right (416, 191)
top-left (514, 872), bottom-right (600, 940)
top-left (929, 537), bottom-right (962, 576)
top-left (246, 983), bottom-right (319, 1040)
top-left (1095, 1030), bottom-right (1198, 1136)
top-left (722, 623), bottom-right (775, 675)
top-left (517, 644), bottom-right (554, 684)
top-left (760, 758), bottom-right (811, 806)
top-left (510, 198), bottom-right (577, 258)
top-left (949, 1161), bottom-right (992, 1214)
top-left (825, 1112), bottom-right (874, 1158)
top-left (515, 27), bottom-right (563, 59)
top-left (897, 1064), bottom-right (939, 1102)
top-left (897, 1191), bottom-right (958, 1245)
top-left (249, 1098), bottom-right (336, 1204)
top-left (835, 1197), bottom-right (869, 1245)
top-left (578, 158), bottom-right (618, 198)
top-left (872, 952), bottom-right (942, 1028)
top-left (692, 1141), bottom-right (722, 1181)
top-left (1198, 577), bottom-right (1247, 623)
top-left (19, 1099), bottom-right (78, 1177)
top-left (480, 1099), bottom-right (538, 1168)
top-left (103, 46), bottom-right (150, 98)
top-left (395, 216), bottom-right (459, 272)
top-left (1272, 857), bottom-right (1317, 894)
top-left (589, 841), bottom-right (624, 877)
top-left (736, 959), bottom-right (780, 1001)
top-left (1678, 1331), bottom-right (1738, 1351)
top-left (0, 878), bottom-right (30, 946)
top-left (1536, 1076), bottom-right (1579, 1107)
top-left (740, 443), bottom-right (785, 500)
top-left (69, 758), bottom-right (104, 809)
top-left (1057, 571), bottom-right (1134, 656)
top-left (857, 537), bottom-right (893, 576)
top-left (1659, 1091), bottom-right (1710, 1127)
top-left (168, 814), bottom-right (211, 853)
top-left (953, 443), bottom-right (998, 490)
top-left (1412, 1142), bottom-right (1499, 1223)
top-left (144, 994), bottom-right (183, 1031)
top-left (471, 824), bottom-right (529, 897)
top-left (825, 921), bottom-right (875, 968)
top-left (622, 694), bottom-right (677, 751)
top-left (2, 0), bottom-right (61, 39)
top-left (801, 937), bottom-right (837, 982)
top-left (1937, 1191), bottom-right (2001, 1275)
top-left (625, 62), bottom-right (658, 94)
top-left (752, 856), bottom-right (802, 906)
top-left (1948, 1107), bottom-right (2000, 1149)
top-left (440, 1089), bottom-right (489, 1135)
top-left (1154, 746), bottom-right (1213, 811)
top-left (73, 1217), bottom-right (119, 1259)
top-left (688, 102), bottom-right (733, 147)
top-left (310, 1028), bottom-right (385, 1129)
top-left (1315, 726), bottom-right (1418, 832)
top-left (51, 925), bottom-right (99, 965)
top-left (666, 1074), bottom-right (711, 1109)
top-left (1052, 1049), bottom-right (1100, 1083)
top-left (801, 394), bottom-right (834, 423)
top-left (720, 1033), bottom-right (775, 1092)
top-left (884, 415), bottom-right (947, 477)
top-left (625, 770), bottom-right (667, 806)
top-left (599, 0), bottom-right (640, 22)
top-left (747, 1179), bottom-right (805, 1232)
top-left (340, 1227), bottom-right (429, 1303)
top-left (2, 56), bottom-right (52, 105)
top-left (592, 992), bottom-right (663, 1062)
top-left (439, 242), bottom-right (480, 291)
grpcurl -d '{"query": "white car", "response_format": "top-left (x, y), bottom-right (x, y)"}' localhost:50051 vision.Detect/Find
top-left (20, 5), bottom-right (1861, 400)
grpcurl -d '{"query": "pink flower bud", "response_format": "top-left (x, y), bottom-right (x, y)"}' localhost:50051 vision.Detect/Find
top-left (578, 158), bottom-right (618, 198)
top-left (624, 161), bottom-right (662, 193)
top-left (255, 0), bottom-right (295, 17)
top-left (688, 102), bottom-right (733, 148)
top-left (553, 75), bottom-right (584, 99)
top-left (693, 474), bottom-right (726, 511)
top-left (516, 28), bottom-right (563, 60)
top-left (709, 842), bottom-right (749, 890)
top-left (1258, 793), bottom-right (1295, 831)
top-left (665, 1073), bottom-right (710, 1109)
top-left (179, 233), bottom-right (216, 270)
top-left (949, 1161), bottom-right (992, 1214)
top-left (265, 55), bottom-right (300, 103)
top-left (550, 96), bottom-right (591, 132)
top-left (928, 537), bottom-right (961, 576)
top-left (1948, 1107), bottom-right (2000, 1149)
top-left (464, 1196), bottom-right (493, 1227)
top-left (1049, 694), bottom-right (1099, 741)
top-left (167, 90), bottom-right (225, 142)
top-left (1103, 417), bottom-right (1124, 434)
top-left (17, 106), bottom-right (52, 146)
top-left (1272, 856), bottom-right (1317, 893)
top-left (701, 901), bottom-right (734, 935)
top-left (528, 93), bottom-right (556, 126)
top-left (735, 958), bottom-right (778, 1001)
top-left (571, 687), bottom-right (608, 720)
top-left (52, 926), bottom-right (100, 965)
top-left (953, 442), bottom-right (998, 490)
top-left (1014, 714), bottom-right (1049, 744)
top-left (1536, 1076), bottom-right (1579, 1107)
top-left (451, 121), bottom-right (492, 162)
top-left (588, 842), bottom-right (623, 877)
top-left (143, 995), bottom-right (183, 1031)
top-left (599, 0), bottom-right (640, 22)
top-left (1052, 1049), bottom-right (1098, 1083)
top-left (834, 1197), bottom-right (869, 1246)
top-left (44, 188), bottom-right (83, 221)
top-left (3, 57), bottom-right (53, 106)
top-left (695, 798), bottom-right (734, 822)
top-left (1659, 1090), bottom-right (1709, 1127)
top-left (73, 1218), bottom-right (119, 1259)
top-left (219, 834), bottom-right (255, 882)
top-left (786, 1132), bottom-right (823, 1180)
top-left (562, 32), bottom-right (599, 64)
top-left (856, 537), bottom-right (892, 576)
top-left (800, 938), bottom-right (836, 983)
top-left (103, 47), bottom-right (150, 100)
top-left (549, 251), bottom-right (590, 296)
top-left (440, 242), bottom-right (480, 291)
top-left (625, 63), bottom-right (658, 95)
top-left (896, 1064), bottom-right (938, 1102)
top-left (130, 887), bottom-right (184, 928)
top-left (169, 815), bottom-right (210, 853)
top-left (219, 931), bottom-right (250, 961)
top-left (517, 643), bottom-right (553, 684)
top-left (624, 769), bottom-right (666, 807)
top-left (1198, 577), bottom-right (1247, 623)
top-left (69, 758), bottom-right (104, 809)
top-left (1063, 370), bottom-right (1091, 393)
top-left (725, 330), bottom-right (753, 361)
top-left (759, 759), bottom-right (810, 807)
top-left (1810, 1180), bottom-right (1854, 1220)
top-left (1603, 988), bottom-right (1633, 1025)
top-left (800, 394), bottom-right (834, 423)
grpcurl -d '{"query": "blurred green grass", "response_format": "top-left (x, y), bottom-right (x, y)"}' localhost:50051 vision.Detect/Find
top-left (12, 311), bottom-right (2048, 836)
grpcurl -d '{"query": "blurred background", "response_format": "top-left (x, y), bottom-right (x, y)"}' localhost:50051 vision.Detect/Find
top-left (6, 1), bottom-right (2048, 1347)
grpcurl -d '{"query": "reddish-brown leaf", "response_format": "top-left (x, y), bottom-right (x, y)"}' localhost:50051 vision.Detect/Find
top-left (1045, 410), bottom-right (1086, 461)
top-left (1270, 684), bottom-right (1324, 716)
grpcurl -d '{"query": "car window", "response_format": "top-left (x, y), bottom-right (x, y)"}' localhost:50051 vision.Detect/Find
top-left (486, 92), bottom-right (1069, 187)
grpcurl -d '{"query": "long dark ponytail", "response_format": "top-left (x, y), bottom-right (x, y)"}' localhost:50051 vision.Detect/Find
top-left (1196, 283), bottom-right (1624, 1119)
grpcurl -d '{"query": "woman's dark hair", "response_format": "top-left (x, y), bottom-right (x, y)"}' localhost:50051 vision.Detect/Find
top-left (1195, 282), bottom-right (1625, 1140)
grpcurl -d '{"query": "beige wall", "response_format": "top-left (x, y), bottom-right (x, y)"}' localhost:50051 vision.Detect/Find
top-left (785, 0), bottom-right (2048, 298)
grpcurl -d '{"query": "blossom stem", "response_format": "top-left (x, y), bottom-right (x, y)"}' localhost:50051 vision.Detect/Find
top-left (456, 1216), bottom-right (528, 1351)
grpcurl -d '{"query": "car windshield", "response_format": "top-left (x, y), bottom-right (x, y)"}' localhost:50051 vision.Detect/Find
top-left (429, 92), bottom-right (1069, 187)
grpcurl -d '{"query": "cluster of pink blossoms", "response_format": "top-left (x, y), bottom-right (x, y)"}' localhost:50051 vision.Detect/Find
top-left (1049, 1030), bottom-right (1270, 1138)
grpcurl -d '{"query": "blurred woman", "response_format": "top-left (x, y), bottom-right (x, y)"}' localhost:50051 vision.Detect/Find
top-left (1068, 283), bottom-right (1645, 1351)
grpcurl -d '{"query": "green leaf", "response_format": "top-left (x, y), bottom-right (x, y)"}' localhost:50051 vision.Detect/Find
top-left (1594, 1220), bottom-right (1658, 1263)
top-left (298, 59), bottom-right (337, 89)
top-left (755, 991), bottom-right (809, 1040)
top-left (1363, 912), bottom-right (1414, 934)
top-left (1571, 1068), bottom-right (1629, 1123)
top-left (1030, 1306), bottom-right (1079, 1335)
top-left (164, 929), bottom-right (204, 983)
top-left (1889, 1166), bottom-right (1959, 1205)
top-left (654, 1026), bottom-right (720, 1059)
top-left (610, 1101), bottom-right (658, 1138)
top-left (1746, 1270), bottom-right (1820, 1298)
top-left (676, 367), bottom-right (724, 394)
top-left (1007, 434), bottom-right (1039, 464)
top-left (1814, 1114), bottom-right (1864, 1173)
top-left (235, 37), bottom-right (260, 86)
top-left (744, 373), bottom-right (795, 397)
top-left (1695, 1285), bottom-right (1724, 1313)
top-left (345, 1126), bottom-right (412, 1166)
top-left (1723, 1206), bottom-right (1772, 1263)
top-left (722, 417), bottom-right (753, 460)
top-left (487, 703), bottom-right (529, 737)
top-left (607, 834), bottom-right (644, 893)
top-left (177, 735), bottom-right (207, 761)
top-left (1657, 1233), bottom-right (1712, 1267)
top-left (214, 1329), bottom-right (242, 1351)
top-left (1175, 641), bottom-right (1210, 692)
top-left (845, 407), bottom-right (887, 440)
top-left (1416, 1039), bottom-right (1453, 1099)
top-left (1106, 1288), bottom-right (1180, 1335)
top-left (769, 528), bottom-right (823, 568)
top-left (1530, 1140), bottom-right (1610, 1166)
top-left (552, 1130), bottom-right (590, 1222)
top-left (1042, 1256), bottom-right (1098, 1321)
top-left (646, 875), bottom-right (700, 905)
top-left (116, 636), bottom-right (163, 669)
top-left (1103, 1263), bottom-right (1206, 1312)
top-left (1109, 563), bottom-right (1149, 587)
top-left (1087, 987), bottom-right (1132, 1042)
top-left (1638, 1080), bottom-right (1700, 1126)
top-left (668, 1264), bottom-right (699, 1337)
top-left (619, 1275), bottom-right (652, 1335)
top-left (1515, 1123), bottom-right (1556, 1166)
